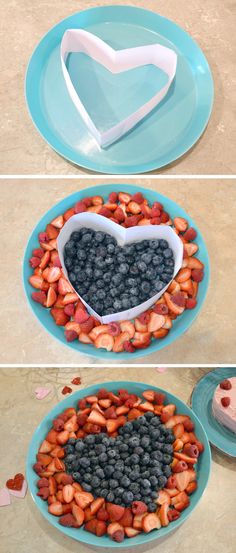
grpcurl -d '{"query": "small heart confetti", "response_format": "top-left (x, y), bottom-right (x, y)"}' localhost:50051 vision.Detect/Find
top-left (0, 488), bottom-right (11, 507)
top-left (156, 367), bottom-right (168, 373)
top-left (71, 377), bottom-right (81, 385)
top-left (62, 386), bottom-right (72, 395)
top-left (8, 479), bottom-right (28, 499)
top-left (35, 386), bottom-right (51, 400)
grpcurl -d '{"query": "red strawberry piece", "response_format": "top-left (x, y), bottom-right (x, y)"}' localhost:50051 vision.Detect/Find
top-left (71, 377), bottom-right (81, 385)
top-left (61, 386), bottom-right (72, 395)
top-left (138, 312), bottom-right (150, 324)
top-left (132, 501), bottom-right (148, 515)
top-left (32, 248), bottom-right (44, 258)
top-left (221, 397), bottom-right (230, 407)
top-left (106, 503), bottom-right (125, 521)
top-left (173, 461), bottom-right (189, 473)
top-left (87, 409), bottom-right (106, 426)
top-left (52, 255), bottom-right (62, 268)
top-left (97, 508), bottom-right (109, 521)
top-left (171, 292), bottom-right (186, 307)
top-left (31, 291), bottom-right (46, 305)
top-left (168, 508), bottom-right (180, 522)
top-left (50, 308), bottom-right (69, 326)
top-left (59, 514), bottom-right (79, 527)
top-left (183, 418), bottom-right (195, 432)
top-left (192, 269), bottom-right (204, 282)
top-left (154, 392), bottom-right (166, 405)
top-left (82, 197), bottom-right (92, 207)
top-left (97, 388), bottom-right (109, 399)
top-left (150, 217), bottom-right (161, 225)
top-left (74, 201), bottom-right (87, 214)
top-left (95, 520), bottom-right (107, 537)
top-left (220, 379), bottom-right (232, 390)
top-left (183, 444), bottom-right (199, 458)
top-left (64, 207), bottom-right (75, 221)
top-left (79, 317), bottom-right (94, 334)
top-left (37, 487), bottom-right (50, 500)
top-left (131, 192), bottom-right (144, 204)
top-left (38, 232), bottom-right (49, 243)
top-left (114, 207), bottom-right (125, 222)
top-left (74, 308), bottom-right (89, 324)
top-left (78, 398), bottom-right (87, 409)
top-left (151, 206), bottom-right (161, 218)
top-left (77, 413), bottom-right (88, 427)
top-left (99, 206), bottom-right (112, 218)
top-left (124, 215), bottom-right (142, 227)
top-left (153, 303), bottom-right (168, 315)
top-left (108, 322), bottom-right (121, 336)
top-left (166, 475), bottom-right (177, 489)
top-left (183, 227), bottom-right (197, 241)
top-left (37, 478), bottom-right (49, 488)
top-left (84, 519), bottom-right (98, 535)
top-left (64, 303), bottom-right (75, 317)
top-left (161, 211), bottom-right (169, 223)
top-left (123, 340), bottom-right (135, 353)
top-left (186, 297), bottom-right (197, 309)
top-left (53, 418), bottom-right (64, 431)
top-left (29, 256), bottom-right (41, 268)
top-left (108, 192), bottom-right (118, 203)
top-left (46, 223), bottom-right (59, 240)
top-left (65, 329), bottom-right (77, 342)
top-left (33, 462), bottom-right (44, 475)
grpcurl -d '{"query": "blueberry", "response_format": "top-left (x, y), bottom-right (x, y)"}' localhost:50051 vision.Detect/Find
top-left (130, 287), bottom-right (139, 296)
top-left (137, 261), bottom-right (147, 272)
top-left (162, 444), bottom-right (173, 454)
top-left (149, 476), bottom-right (158, 487)
top-left (119, 263), bottom-right (129, 274)
top-left (107, 243), bottom-right (115, 254)
top-left (82, 482), bottom-right (92, 492)
top-left (91, 476), bottom-right (100, 488)
top-left (129, 264), bottom-right (139, 275)
top-left (99, 452), bottom-right (108, 463)
top-left (72, 472), bottom-right (82, 482)
top-left (67, 438), bottom-right (76, 445)
top-left (112, 274), bottom-right (123, 286)
top-left (65, 454), bottom-right (77, 463)
top-left (120, 476), bottom-right (131, 487)
top-left (75, 441), bottom-right (85, 452)
top-left (141, 253), bottom-right (152, 264)
top-left (108, 449), bottom-right (116, 459)
top-left (113, 299), bottom-right (122, 311)
top-left (158, 475), bottom-right (167, 488)
top-left (104, 465), bottom-right (115, 477)
top-left (100, 489), bottom-right (108, 498)
top-left (163, 466), bottom-right (172, 477)
top-left (95, 468), bottom-right (105, 479)
top-left (142, 479), bottom-right (151, 488)
top-left (109, 479), bottom-right (119, 489)
top-left (64, 445), bottom-right (75, 455)
top-left (106, 491), bottom-right (115, 502)
top-left (115, 487), bottom-right (125, 497)
top-left (151, 417), bottom-right (161, 427)
top-left (141, 436), bottom-right (150, 448)
top-left (123, 491), bottom-right (134, 504)
top-left (148, 503), bottom-right (157, 512)
top-left (95, 232), bottom-right (105, 243)
top-left (128, 437), bottom-right (140, 448)
top-left (71, 231), bottom-right (81, 241)
top-left (97, 290), bottom-right (106, 300)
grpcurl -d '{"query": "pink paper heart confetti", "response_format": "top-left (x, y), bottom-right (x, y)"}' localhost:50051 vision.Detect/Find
top-left (34, 386), bottom-right (51, 400)
top-left (0, 487), bottom-right (11, 507)
top-left (8, 479), bottom-right (28, 499)
top-left (156, 367), bottom-right (168, 373)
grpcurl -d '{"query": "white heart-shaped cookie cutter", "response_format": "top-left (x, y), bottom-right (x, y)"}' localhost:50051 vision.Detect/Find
top-left (57, 212), bottom-right (183, 324)
top-left (60, 29), bottom-right (177, 147)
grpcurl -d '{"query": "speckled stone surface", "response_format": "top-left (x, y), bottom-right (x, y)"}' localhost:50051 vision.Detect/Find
top-left (0, 0), bottom-right (235, 175)
top-left (0, 366), bottom-right (235, 553)
top-left (1, 177), bottom-right (236, 364)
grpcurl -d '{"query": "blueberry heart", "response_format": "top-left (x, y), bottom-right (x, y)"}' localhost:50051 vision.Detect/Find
top-left (63, 228), bottom-right (174, 316)
top-left (63, 413), bottom-right (174, 510)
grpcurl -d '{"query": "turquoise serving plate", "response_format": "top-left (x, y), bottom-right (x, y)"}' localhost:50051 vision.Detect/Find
top-left (25, 5), bottom-right (214, 173)
top-left (23, 184), bottom-right (210, 360)
top-left (191, 368), bottom-right (236, 458)
top-left (26, 381), bottom-right (211, 547)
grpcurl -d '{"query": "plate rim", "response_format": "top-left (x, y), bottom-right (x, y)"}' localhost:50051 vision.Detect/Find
top-left (26, 380), bottom-right (212, 547)
top-left (25, 4), bottom-right (214, 174)
top-left (22, 183), bottom-right (210, 361)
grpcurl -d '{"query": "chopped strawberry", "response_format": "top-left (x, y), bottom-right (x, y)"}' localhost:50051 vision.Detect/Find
top-left (171, 292), bottom-right (186, 307)
top-left (154, 392), bottom-right (166, 405)
top-left (123, 340), bottom-right (135, 353)
top-left (186, 297), bottom-right (197, 309)
top-left (119, 507), bottom-right (133, 527)
top-left (132, 501), bottom-right (148, 515)
top-left (124, 214), bottom-right (142, 227)
top-left (113, 206), bottom-right (125, 222)
top-left (64, 303), bottom-right (75, 317)
top-left (50, 308), bottom-right (69, 326)
top-left (106, 503), bottom-right (125, 521)
top-left (107, 522), bottom-right (125, 542)
top-left (32, 248), bottom-right (44, 258)
top-left (59, 514), bottom-right (79, 527)
top-left (38, 232), bottom-right (48, 243)
top-left (72, 504), bottom-right (85, 526)
top-left (183, 444), bottom-right (199, 458)
top-left (131, 192), bottom-right (144, 204)
top-left (192, 269), bottom-right (204, 282)
top-left (104, 406), bottom-right (117, 420)
top-left (79, 317), bottom-right (94, 334)
top-left (142, 513), bottom-right (161, 532)
top-left (32, 291), bottom-right (46, 305)
top-left (220, 379), bottom-right (232, 390)
top-left (87, 409), bottom-right (106, 426)
top-left (221, 396), bottom-right (230, 407)
top-left (108, 322), bottom-right (121, 336)
top-left (183, 418), bottom-right (195, 432)
top-left (74, 491), bottom-right (94, 509)
top-left (29, 256), bottom-right (41, 268)
top-left (183, 227), bottom-right (197, 241)
top-left (95, 333), bottom-right (114, 351)
top-left (74, 307), bottom-right (89, 324)
top-left (168, 508), bottom-right (180, 522)
top-left (74, 201), bottom-right (87, 214)
top-left (172, 461), bottom-right (189, 473)
top-left (48, 501), bottom-right (63, 516)
top-left (153, 303), bottom-right (168, 315)
top-left (97, 508), bottom-right (109, 521)
top-left (46, 223), bottom-right (59, 240)
top-left (108, 192), bottom-right (118, 203)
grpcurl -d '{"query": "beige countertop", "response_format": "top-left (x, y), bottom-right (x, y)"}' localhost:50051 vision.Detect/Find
top-left (0, 177), bottom-right (236, 364)
top-left (0, 366), bottom-right (235, 553)
top-left (0, 0), bottom-right (235, 175)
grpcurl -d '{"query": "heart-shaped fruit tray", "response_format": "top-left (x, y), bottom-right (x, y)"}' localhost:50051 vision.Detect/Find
top-left (33, 386), bottom-right (204, 542)
top-left (28, 190), bottom-right (205, 353)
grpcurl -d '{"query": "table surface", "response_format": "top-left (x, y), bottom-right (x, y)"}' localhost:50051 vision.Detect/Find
top-left (1, 177), bottom-right (236, 364)
top-left (0, 366), bottom-right (235, 553)
top-left (0, 0), bottom-right (235, 175)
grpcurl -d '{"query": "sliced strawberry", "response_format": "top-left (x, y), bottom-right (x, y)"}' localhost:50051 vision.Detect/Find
top-left (29, 256), bottom-right (41, 268)
top-left (106, 503), bottom-right (125, 521)
top-left (50, 215), bottom-right (64, 229)
top-left (131, 192), bottom-right (144, 204)
top-left (72, 504), bottom-right (85, 526)
top-left (59, 514), bottom-right (79, 527)
top-left (118, 192), bottom-right (131, 204)
top-left (165, 415), bottom-right (189, 429)
top-left (186, 297), bottom-right (197, 309)
top-left (74, 307), bottom-right (90, 324)
top-left (186, 481), bottom-right (198, 495)
top-left (124, 527), bottom-right (141, 537)
top-left (123, 340), bottom-right (135, 353)
top-left (74, 491), bottom-right (94, 509)
top-left (64, 303), bottom-right (75, 317)
top-left (87, 409), bottom-right (106, 426)
top-left (104, 406), bottom-right (117, 419)
top-left (29, 275), bottom-right (44, 289)
top-left (173, 217), bottom-right (188, 232)
top-left (133, 512), bottom-right (147, 529)
top-left (147, 312), bottom-right (165, 332)
top-left (32, 248), bottom-right (44, 258)
top-left (46, 286), bottom-right (57, 308)
top-left (175, 471), bottom-right (192, 492)
top-left (90, 498), bottom-right (104, 515)
top-left (127, 201), bottom-right (142, 214)
top-left (62, 484), bottom-right (74, 503)
top-left (48, 501), bottom-right (63, 516)
top-left (167, 508), bottom-right (180, 522)
top-left (113, 331), bottom-right (131, 353)
top-left (106, 416), bottom-right (126, 433)
top-left (183, 227), bottom-right (197, 241)
top-left (174, 452), bottom-right (198, 465)
top-left (108, 322), bottom-right (121, 336)
top-left (124, 214), bottom-right (142, 227)
top-left (95, 333), bottom-right (114, 351)
top-left (108, 191), bottom-right (118, 203)
top-left (79, 317), bottom-right (94, 334)
top-left (132, 501), bottom-right (148, 515)
top-left (119, 507), bottom-right (133, 527)
top-left (46, 267), bottom-right (61, 283)
top-left (39, 440), bottom-right (53, 454)
top-left (97, 508), bottom-right (109, 521)
top-left (64, 208), bottom-right (75, 221)
top-left (142, 513), bottom-right (161, 532)
top-left (50, 308), bottom-right (69, 326)
top-left (114, 206), bottom-right (125, 222)
top-left (107, 522), bottom-right (125, 542)
top-left (164, 292), bottom-right (185, 315)
top-left (74, 201), bottom-right (87, 214)
top-left (157, 490), bottom-right (171, 506)
top-left (32, 291), bottom-right (47, 305)
top-left (46, 224), bottom-right (59, 240)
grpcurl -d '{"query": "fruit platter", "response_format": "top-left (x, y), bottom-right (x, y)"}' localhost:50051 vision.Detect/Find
top-left (26, 381), bottom-right (211, 547)
top-left (23, 184), bottom-right (210, 359)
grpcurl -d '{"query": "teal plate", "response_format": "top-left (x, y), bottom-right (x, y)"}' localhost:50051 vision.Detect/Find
top-left (26, 381), bottom-right (211, 547)
top-left (191, 368), bottom-right (236, 458)
top-left (23, 183), bottom-right (210, 360)
top-left (25, 5), bottom-right (214, 174)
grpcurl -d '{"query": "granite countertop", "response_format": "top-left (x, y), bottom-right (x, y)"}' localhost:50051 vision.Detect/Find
top-left (0, 0), bottom-right (235, 175)
top-left (0, 366), bottom-right (235, 553)
top-left (1, 177), bottom-right (236, 364)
